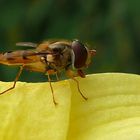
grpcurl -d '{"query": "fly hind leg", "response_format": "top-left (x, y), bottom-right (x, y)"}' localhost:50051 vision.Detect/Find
top-left (0, 66), bottom-right (24, 95)
top-left (47, 73), bottom-right (58, 105)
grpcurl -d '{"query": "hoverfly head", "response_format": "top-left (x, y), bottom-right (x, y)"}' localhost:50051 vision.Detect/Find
top-left (71, 39), bottom-right (96, 69)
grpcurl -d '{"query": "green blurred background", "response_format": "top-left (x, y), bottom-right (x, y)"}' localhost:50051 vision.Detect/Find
top-left (0, 0), bottom-right (139, 82)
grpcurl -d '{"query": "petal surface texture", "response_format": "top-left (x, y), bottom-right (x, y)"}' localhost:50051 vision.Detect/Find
top-left (0, 73), bottom-right (140, 140)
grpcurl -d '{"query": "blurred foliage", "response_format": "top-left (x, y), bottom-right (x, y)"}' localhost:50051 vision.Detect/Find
top-left (0, 0), bottom-right (139, 82)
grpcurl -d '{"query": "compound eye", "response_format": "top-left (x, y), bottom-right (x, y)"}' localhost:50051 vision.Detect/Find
top-left (71, 40), bottom-right (88, 69)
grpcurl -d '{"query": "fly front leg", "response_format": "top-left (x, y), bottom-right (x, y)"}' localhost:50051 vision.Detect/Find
top-left (0, 66), bottom-right (24, 95)
top-left (66, 69), bottom-right (88, 100)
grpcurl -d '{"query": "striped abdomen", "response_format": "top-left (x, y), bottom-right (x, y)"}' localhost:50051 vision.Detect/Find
top-left (0, 50), bottom-right (39, 65)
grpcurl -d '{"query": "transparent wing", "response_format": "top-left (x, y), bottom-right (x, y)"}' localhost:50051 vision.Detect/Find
top-left (16, 42), bottom-right (38, 48)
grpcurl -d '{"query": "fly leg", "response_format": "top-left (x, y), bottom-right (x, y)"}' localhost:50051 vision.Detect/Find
top-left (71, 77), bottom-right (88, 100)
top-left (47, 73), bottom-right (58, 105)
top-left (55, 72), bottom-right (60, 81)
top-left (66, 69), bottom-right (88, 100)
top-left (0, 66), bottom-right (24, 95)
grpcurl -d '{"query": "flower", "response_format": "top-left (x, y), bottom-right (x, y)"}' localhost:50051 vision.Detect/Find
top-left (0, 73), bottom-right (140, 140)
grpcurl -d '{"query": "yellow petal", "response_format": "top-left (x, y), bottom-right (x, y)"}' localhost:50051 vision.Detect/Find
top-left (0, 80), bottom-right (71, 140)
top-left (68, 73), bottom-right (140, 140)
top-left (0, 73), bottom-right (140, 140)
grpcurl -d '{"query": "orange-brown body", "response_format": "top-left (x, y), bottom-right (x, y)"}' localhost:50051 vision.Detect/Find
top-left (0, 40), bottom-right (96, 104)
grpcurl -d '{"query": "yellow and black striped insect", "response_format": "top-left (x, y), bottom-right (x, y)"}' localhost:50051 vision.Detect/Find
top-left (0, 39), bottom-right (96, 105)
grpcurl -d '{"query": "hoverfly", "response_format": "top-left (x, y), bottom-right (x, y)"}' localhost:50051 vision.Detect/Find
top-left (0, 39), bottom-right (96, 105)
